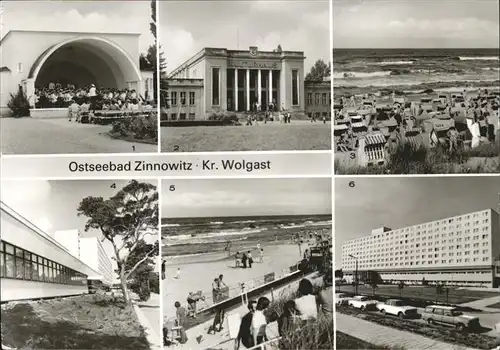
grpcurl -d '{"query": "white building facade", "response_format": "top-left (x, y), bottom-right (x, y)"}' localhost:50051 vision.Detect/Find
top-left (0, 30), bottom-right (154, 116)
top-left (80, 237), bottom-right (114, 286)
top-left (341, 209), bottom-right (500, 288)
top-left (0, 202), bottom-right (101, 301)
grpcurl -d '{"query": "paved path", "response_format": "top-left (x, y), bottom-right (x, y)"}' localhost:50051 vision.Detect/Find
top-left (336, 313), bottom-right (479, 350)
top-left (1, 117), bottom-right (156, 154)
top-left (460, 295), bottom-right (500, 311)
top-left (134, 293), bottom-right (161, 350)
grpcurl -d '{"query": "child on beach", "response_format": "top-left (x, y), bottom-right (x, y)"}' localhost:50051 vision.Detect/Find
top-left (259, 248), bottom-right (264, 263)
top-left (175, 268), bottom-right (181, 279)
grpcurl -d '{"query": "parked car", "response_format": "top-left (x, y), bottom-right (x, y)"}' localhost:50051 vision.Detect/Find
top-left (348, 295), bottom-right (378, 311)
top-left (335, 293), bottom-right (350, 305)
top-left (376, 299), bottom-right (419, 319)
top-left (421, 305), bottom-right (480, 332)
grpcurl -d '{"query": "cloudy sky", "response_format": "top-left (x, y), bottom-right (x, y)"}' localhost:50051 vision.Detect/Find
top-left (162, 178), bottom-right (332, 218)
top-left (1, 1), bottom-right (154, 53)
top-left (333, 0), bottom-right (500, 48)
top-left (1, 179), bottom-right (159, 277)
top-left (159, 0), bottom-right (329, 73)
top-left (335, 176), bottom-right (499, 266)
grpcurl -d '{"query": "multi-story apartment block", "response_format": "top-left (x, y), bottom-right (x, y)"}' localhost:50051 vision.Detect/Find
top-left (341, 209), bottom-right (500, 288)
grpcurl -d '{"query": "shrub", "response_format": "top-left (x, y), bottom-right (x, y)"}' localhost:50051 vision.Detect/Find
top-left (7, 87), bottom-right (30, 117)
top-left (110, 114), bottom-right (158, 141)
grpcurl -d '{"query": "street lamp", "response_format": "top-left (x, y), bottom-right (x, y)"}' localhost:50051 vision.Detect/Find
top-left (349, 254), bottom-right (359, 295)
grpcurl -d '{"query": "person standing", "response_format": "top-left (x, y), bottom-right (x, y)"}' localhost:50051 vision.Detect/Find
top-left (235, 251), bottom-right (241, 268)
top-left (259, 248), bottom-right (264, 263)
top-left (88, 84), bottom-right (97, 112)
top-left (161, 259), bottom-right (166, 280)
top-left (236, 300), bottom-right (257, 349)
top-left (175, 268), bottom-right (181, 279)
top-left (247, 251), bottom-right (253, 268)
top-left (251, 297), bottom-right (270, 347)
top-left (212, 277), bottom-right (220, 304)
top-left (242, 252), bottom-right (248, 268)
top-left (174, 301), bottom-right (188, 344)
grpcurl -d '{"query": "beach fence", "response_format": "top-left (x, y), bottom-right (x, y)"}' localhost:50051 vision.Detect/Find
top-left (180, 262), bottom-right (302, 321)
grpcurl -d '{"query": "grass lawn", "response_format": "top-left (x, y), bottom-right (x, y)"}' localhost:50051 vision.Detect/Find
top-left (1, 294), bottom-right (149, 350)
top-left (161, 122), bottom-right (331, 152)
top-left (486, 302), bottom-right (500, 309)
top-left (336, 331), bottom-right (403, 349)
top-left (337, 284), bottom-right (499, 305)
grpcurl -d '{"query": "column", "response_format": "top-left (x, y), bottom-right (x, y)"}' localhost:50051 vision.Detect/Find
top-left (246, 69), bottom-right (250, 111)
top-left (234, 69), bottom-right (238, 112)
top-left (257, 69), bottom-right (262, 106)
top-left (268, 70), bottom-right (273, 105)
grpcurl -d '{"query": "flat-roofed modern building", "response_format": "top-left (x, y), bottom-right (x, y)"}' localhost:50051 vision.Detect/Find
top-left (341, 209), bottom-right (500, 288)
top-left (0, 201), bottom-right (101, 301)
top-left (80, 237), bottom-right (114, 286)
top-left (165, 46), bottom-right (306, 119)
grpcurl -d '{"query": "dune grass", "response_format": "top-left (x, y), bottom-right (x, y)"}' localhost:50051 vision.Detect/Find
top-left (1, 294), bottom-right (149, 350)
top-left (335, 141), bottom-right (499, 174)
top-left (161, 122), bottom-right (331, 152)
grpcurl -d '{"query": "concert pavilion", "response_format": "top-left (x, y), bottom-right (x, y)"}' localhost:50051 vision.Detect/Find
top-left (165, 46), bottom-right (331, 121)
top-left (0, 30), bottom-right (154, 117)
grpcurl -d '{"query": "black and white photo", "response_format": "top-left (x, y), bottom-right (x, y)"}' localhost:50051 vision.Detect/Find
top-left (0, 1), bottom-right (159, 154)
top-left (0, 179), bottom-right (160, 349)
top-left (333, 0), bottom-right (499, 174)
top-left (335, 176), bottom-right (500, 349)
top-left (159, 0), bottom-right (331, 152)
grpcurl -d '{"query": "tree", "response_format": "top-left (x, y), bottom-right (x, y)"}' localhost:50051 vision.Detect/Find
top-left (8, 86), bottom-right (30, 117)
top-left (126, 240), bottom-right (159, 301)
top-left (398, 281), bottom-right (405, 298)
top-left (148, 0), bottom-right (168, 106)
top-left (305, 59), bottom-right (331, 82)
top-left (435, 283), bottom-right (444, 303)
top-left (77, 180), bottom-right (159, 304)
top-left (369, 271), bottom-right (380, 296)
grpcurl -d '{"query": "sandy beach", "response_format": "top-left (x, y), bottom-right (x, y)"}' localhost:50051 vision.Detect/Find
top-left (162, 243), bottom-right (312, 319)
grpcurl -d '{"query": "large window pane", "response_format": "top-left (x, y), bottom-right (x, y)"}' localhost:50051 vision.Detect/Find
top-left (25, 259), bottom-right (32, 280)
top-left (32, 261), bottom-right (38, 281)
top-left (15, 256), bottom-right (24, 279)
top-left (15, 247), bottom-right (24, 258)
top-left (212, 67), bottom-right (220, 105)
top-left (6, 254), bottom-right (15, 278)
top-left (44, 265), bottom-right (49, 282)
top-left (0, 241), bottom-right (4, 252)
top-left (38, 263), bottom-right (45, 281)
top-left (0, 252), bottom-right (4, 277)
top-left (5, 243), bottom-right (14, 255)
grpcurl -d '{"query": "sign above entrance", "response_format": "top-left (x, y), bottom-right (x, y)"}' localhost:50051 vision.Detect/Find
top-left (228, 60), bottom-right (279, 69)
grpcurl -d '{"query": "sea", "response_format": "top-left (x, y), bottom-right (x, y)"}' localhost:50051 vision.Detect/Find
top-left (161, 214), bottom-right (332, 257)
top-left (333, 48), bottom-right (500, 94)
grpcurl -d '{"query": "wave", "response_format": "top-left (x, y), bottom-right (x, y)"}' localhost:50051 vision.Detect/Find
top-left (459, 56), bottom-right (499, 61)
top-left (279, 220), bottom-right (332, 229)
top-left (333, 71), bottom-right (392, 79)
top-left (378, 61), bottom-right (414, 65)
top-left (162, 224), bottom-right (180, 227)
top-left (165, 236), bottom-right (249, 247)
top-left (164, 228), bottom-right (268, 242)
top-left (209, 221), bottom-right (224, 225)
